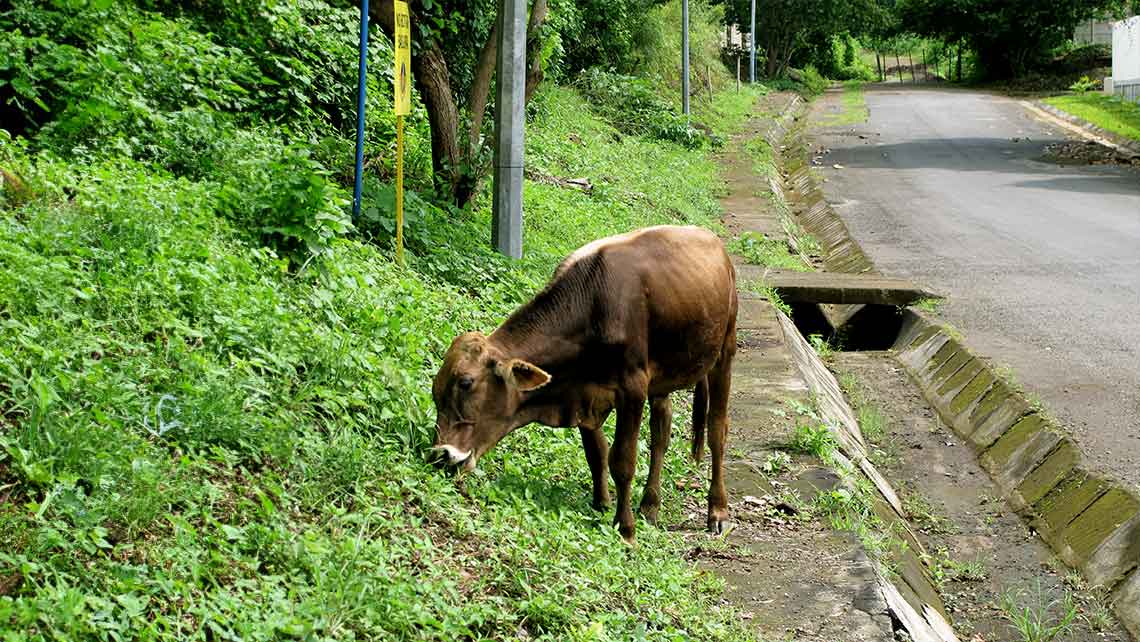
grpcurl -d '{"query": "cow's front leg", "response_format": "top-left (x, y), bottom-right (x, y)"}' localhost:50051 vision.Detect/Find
top-left (610, 378), bottom-right (647, 544)
top-left (638, 395), bottom-right (672, 525)
top-left (579, 425), bottom-right (611, 511)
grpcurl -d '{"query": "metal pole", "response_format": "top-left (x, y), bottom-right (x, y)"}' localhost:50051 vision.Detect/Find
top-left (395, 115), bottom-right (404, 266)
top-left (736, 56), bottom-right (741, 93)
top-left (352, 0), bottom-right (370, 220)
top-left (492, 0), bottom-right (525, 259)
top-left (682, 0), bottom-right (690, 115)
top-left (749, 0), bottom-right (756, 82)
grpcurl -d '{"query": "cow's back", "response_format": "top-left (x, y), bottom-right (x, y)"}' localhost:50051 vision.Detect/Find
top-left (578, 226), bottom-right (736, 393)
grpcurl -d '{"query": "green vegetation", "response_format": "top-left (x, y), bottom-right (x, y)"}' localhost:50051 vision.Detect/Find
top-left (998, 582), bottom-right (1079, 642)
top-left (788, 424), bottom-right (838, 459)
top-left (808, 334), bottom-right (836, 360)
top-left (1044, 94), bottom-right (1140, 143)
top-left (927, 549), bottom-right (987, 587)
top-left (903, 492), bottom-right (956, 535)
top-left (819, 81), bottom-right (870, 127)
top-left (0, 0), bottom-right (780, 638)
top-left (913, 297), bottom-right (945, 314)
top-left (728, 232), bottom-right (809, 271)
top-left (898, 0), bottom-right (1132, 79)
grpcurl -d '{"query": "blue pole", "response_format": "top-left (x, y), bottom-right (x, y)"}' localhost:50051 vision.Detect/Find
top-left (352, 0), bottom-right (370, 220)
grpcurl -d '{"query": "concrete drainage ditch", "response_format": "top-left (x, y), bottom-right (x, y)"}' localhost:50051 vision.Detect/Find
top-left (757, 95), bottom-right (1140, 639)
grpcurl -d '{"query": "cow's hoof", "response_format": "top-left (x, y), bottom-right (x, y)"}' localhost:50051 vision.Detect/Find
top-left (707, 509), bottom-right (731, 535)
top-left (591, 497), bottom-right (612, 512)
top-left (618, 523), bottom-right (637, 546)
top-left (637, 502), bottom-right (660, 526)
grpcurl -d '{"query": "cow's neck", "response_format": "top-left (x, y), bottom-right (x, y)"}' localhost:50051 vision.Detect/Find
top-left (490, 270), bottom-right (589, 374)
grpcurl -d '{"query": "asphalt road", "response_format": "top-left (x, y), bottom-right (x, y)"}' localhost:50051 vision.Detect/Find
top-left (812, 86), bottom-right (1140, 492)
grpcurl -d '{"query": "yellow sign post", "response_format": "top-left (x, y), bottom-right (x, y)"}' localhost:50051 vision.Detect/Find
top-left (393, 0), bottom-right (411, 266)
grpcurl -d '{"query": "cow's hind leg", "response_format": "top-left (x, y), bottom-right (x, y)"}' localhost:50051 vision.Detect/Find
top-left (579, 425), bottom-right (611, 511)
top-left (706, 332), bottom-right (736, 534)
top-left (638, 395), bottom-right (672, 525)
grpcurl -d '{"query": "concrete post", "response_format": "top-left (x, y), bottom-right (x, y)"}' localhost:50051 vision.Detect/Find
top-left (682, 0), bottom-right (690, 115)
top-left (492, 0), bottom-right (526, 259)
top-left (749, 0), bottom-right (756, 82)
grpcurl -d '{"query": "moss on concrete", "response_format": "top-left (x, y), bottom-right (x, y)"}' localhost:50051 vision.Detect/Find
top-left (1063, 489), bottom-right (1140, 563)
top-left (949, 370), bottom-right (995, 416)
top-left (1034, 472), bottom-right (1111, 540)
top-left (969, 382), bottom-right (1012, 427)
top-left (937, 359), bottom-right (982, 396)
top-left (924, 342), bottom-right (958, 379)
top-left (982, 414), bottom-right (1044, 471)
top-left (1017, 440), bottom-right (1080, 507)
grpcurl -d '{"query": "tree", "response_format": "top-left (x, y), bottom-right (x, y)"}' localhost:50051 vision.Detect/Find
top-left (713, 0), bottom-right (892, 77)
top-left (369, 0), bottom-right (549, 208)
top-left (898, 0), bottom-right (1125, 78)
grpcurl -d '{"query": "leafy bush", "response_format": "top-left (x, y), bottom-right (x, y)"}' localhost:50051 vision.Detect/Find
top-left (576, 68), bottom-right (706, 148)
top-left (1068, 75), bottom-right (1100, 94)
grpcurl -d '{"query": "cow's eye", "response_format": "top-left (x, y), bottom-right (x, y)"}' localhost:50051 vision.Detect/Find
top-left (457, 376), bottom-right (474, 391)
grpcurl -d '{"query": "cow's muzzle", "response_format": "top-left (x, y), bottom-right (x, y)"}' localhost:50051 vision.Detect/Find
top-left (430, 444), bottom-right (473, 469)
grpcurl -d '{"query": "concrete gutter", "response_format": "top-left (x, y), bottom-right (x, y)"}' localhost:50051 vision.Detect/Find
top-left (778, 308), bottom-right (960, 642)
top-left (772, 98), bottom-right (1140, 638)
top-left (894, 314), bottom-right (1140, 638)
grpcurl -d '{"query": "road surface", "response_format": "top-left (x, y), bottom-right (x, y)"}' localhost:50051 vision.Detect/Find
top-left (812, 86), bottom-right (1140, 492)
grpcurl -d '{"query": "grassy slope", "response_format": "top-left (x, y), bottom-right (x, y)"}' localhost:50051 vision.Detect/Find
top-left (1044, 93), bottom-right (1140, 143)
top-left (0, 81), bottom-right (766, 640)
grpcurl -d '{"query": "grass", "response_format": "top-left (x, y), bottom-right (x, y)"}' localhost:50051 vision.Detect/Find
top-left (818, 80), bottom-right (870, 127)
top-left (902, 491), bottom-right (955, 535)
top-left (787, 424), bottom-right (838, 460)
top-left (913, 297), bottom-right (944, 314)
top-left (808, 333), bottom-right (835, 360)
top-left (742, 136), bottom-right (777, 179)
top-left (998, 581), bottom-right (1079, 642)
top-left (926, 548), bottom-right (987, 588)
top-left (0, 82), bottom-right (764, 641)
top-left (1044, 93), bottom-right (1140, 143)
top-left (727, 232), bottom-right (809, 271)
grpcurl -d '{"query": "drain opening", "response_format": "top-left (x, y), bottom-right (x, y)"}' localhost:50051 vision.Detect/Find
top-left (788, 303), bottom-right (905, 352)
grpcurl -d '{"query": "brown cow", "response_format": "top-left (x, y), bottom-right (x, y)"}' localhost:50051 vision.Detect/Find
top-left (431, 225), bottom-right (737, 543)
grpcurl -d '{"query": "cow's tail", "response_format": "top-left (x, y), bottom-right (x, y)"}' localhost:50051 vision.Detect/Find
top-left (691, 376), bottom-right (709, 462)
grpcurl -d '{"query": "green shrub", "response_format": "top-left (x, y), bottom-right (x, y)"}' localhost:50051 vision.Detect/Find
top-left (1068, 75), bottom-right (1099, 94)
top-left (576, 69), bottom-right (707, 148)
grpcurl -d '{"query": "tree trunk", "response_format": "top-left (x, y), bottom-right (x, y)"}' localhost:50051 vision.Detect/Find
top-left (524, 0), bottom-right (549, 103)
top-left (876, 51), bottom-right (883, 82)
top-left (956, 45), bottom-right (962, 81)
top-left (467, 23), bottom-right (499, 154)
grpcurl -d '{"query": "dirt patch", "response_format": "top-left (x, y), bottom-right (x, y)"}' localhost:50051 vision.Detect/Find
top-left (1042, 140), bottom-right (1140, 167)
top-left (671, 456), bottom-right (897, 642)
top-left (831, 351), bottom-right (1131, 642)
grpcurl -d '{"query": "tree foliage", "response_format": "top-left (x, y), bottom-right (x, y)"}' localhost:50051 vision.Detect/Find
top-left (897, 0), bottom-right (1129, 78)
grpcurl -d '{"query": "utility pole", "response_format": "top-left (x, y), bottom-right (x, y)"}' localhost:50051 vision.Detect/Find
top-left (749, 0), bottom-right (756, 82)
top-left (682, 0), bottom-right (690, 115)
top-left (492, 0), bottom-right (526, 259)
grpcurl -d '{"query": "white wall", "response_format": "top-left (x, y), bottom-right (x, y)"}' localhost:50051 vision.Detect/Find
top-left (1113, 16), bottom-right (1140, 101)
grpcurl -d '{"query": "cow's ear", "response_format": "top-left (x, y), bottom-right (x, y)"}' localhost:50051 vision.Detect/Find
top-left (496, 359), bottom-right (551, 392)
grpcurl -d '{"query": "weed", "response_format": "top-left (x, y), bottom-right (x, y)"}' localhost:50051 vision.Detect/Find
top-left (761, 451), bottom-right (793, 476)
top-left (855, 405), bottom-right (884, 444)
top-left (926, 548), bottom-right (987, 587)
top-left (742, 279), bottom-right (792, 316)
top-left (903, 492), bottom-right (956, 535)
top-left (998, 581), bottom-right (1079, 642)
top-left (913, 297), bottom-right (944, 313)
top-left (808, 333), bottom-right (835, 360)
top-left (788, 423), bottom-right (837, 460)
top-left (728, 231), bottom-right (809, 271)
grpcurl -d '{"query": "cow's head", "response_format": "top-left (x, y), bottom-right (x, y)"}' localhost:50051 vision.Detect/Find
top-left (430, 332), bottom-right (551, 470)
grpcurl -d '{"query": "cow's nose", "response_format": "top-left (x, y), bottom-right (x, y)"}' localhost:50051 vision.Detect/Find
top-left (431, 445), bottom-right (472, 467)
